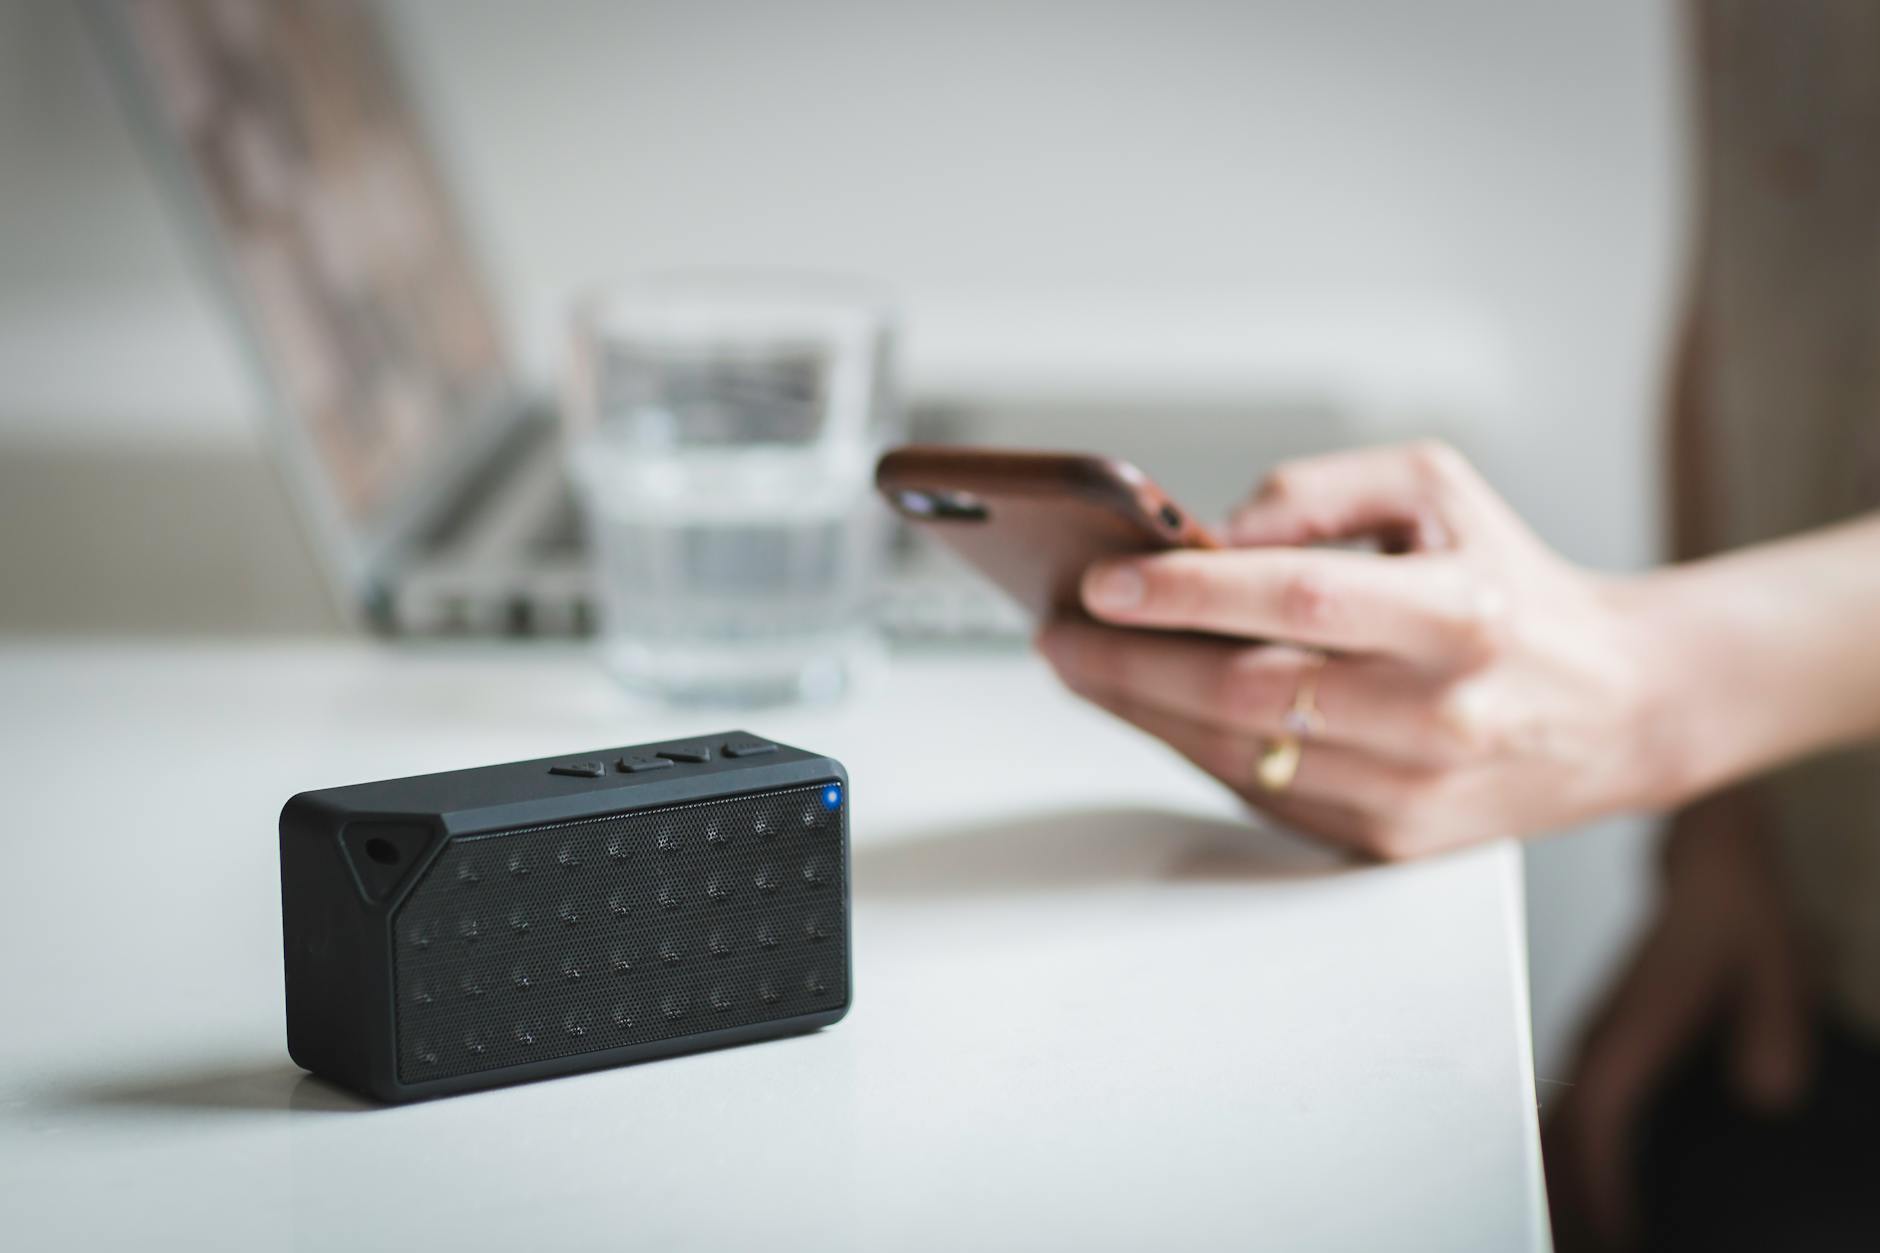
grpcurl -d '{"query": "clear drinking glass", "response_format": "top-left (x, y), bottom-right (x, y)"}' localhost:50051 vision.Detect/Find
top-left (566, 274), bottom-right (898, 706)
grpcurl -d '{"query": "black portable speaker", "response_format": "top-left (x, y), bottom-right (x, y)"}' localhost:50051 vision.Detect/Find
top-left (279, 731), bottom-right (851, 1102)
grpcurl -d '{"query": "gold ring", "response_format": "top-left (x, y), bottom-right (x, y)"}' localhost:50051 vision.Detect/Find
top-left (1254, 651), bottom-right (1327, 793)
top-left (1255, 736), bottom-right (1302, 791)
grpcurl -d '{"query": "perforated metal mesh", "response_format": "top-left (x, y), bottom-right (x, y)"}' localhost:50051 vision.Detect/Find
top-left (391, 783), bottom-right (848, 1082)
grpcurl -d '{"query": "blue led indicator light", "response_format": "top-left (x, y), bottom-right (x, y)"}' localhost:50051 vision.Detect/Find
top-left (821, 785), bottom-right (843, 810)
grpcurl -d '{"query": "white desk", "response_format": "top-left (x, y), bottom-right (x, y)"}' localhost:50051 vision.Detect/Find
top-left (0, 643), bottom-right (1546, 1251)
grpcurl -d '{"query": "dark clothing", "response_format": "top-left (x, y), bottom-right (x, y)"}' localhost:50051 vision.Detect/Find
top-left (1633, 1014), bottom-right (1880, 1251)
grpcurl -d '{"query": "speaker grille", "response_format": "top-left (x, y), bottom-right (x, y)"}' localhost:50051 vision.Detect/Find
top-left (391, 782), bottom-right (848, 1082)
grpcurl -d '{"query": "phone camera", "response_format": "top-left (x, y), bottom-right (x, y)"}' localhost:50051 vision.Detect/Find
top-left (895, 488), bottom-right (988, 523)
top-left (933, 491), bottom-right (989, 522)
top-left (1158, 504), bottom-right (1183, 529)
top-left (895, 490), bottom-right (937, 516)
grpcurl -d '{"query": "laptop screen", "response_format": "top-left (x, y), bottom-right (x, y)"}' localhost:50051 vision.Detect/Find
top-left (120, 0), bottom-right (508, 533)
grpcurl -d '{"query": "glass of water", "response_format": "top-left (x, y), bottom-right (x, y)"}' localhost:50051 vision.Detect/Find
top-left (566, 274), bottom-right (898, 706)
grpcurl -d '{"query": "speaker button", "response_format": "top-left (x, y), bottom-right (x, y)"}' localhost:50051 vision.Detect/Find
top-left (617, 754), bottom-right (673, 773)
top-left (722, 738), bottom-right (777, 758)
top-left (658, 745), bottom-right (712, 763)
top-left (549, 760), bottom-right (606, 778)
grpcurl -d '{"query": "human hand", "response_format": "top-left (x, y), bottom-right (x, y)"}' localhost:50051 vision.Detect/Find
top-left (1037, 441), bottom-right (1680, 858)
top-left (1544, 792), bottom-right (1812, 1250)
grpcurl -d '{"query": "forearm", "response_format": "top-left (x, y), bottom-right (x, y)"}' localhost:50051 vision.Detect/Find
top-left (1625, 512), bottom-right (1880, 807)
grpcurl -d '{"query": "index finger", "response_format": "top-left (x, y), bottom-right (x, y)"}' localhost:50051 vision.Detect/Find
top-left (1081, 547), bottom-right (1503, 662)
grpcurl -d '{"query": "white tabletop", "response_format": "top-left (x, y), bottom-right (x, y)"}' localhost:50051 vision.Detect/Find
top-left (0, 642), bottom-right (1546, 1251)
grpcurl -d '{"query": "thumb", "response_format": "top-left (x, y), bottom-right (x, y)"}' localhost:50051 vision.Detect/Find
top-left (1228, 443), bottom-right (1459, 549)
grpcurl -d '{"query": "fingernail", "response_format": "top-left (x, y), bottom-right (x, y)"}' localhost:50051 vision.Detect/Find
top-left (1228, 519), bottom-right (1271, 546)
top-left (1087, 564), bottom-right (1145, 612)
top-left (1226, 507), bottom-right (1268, 543)
top-left (1413, 507), bottom-right (1453, 551)
top-left (1227, 507), bottom-right (1297, 547)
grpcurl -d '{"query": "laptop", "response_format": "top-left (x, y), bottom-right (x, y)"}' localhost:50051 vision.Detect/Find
top-left (86, 0), bottom-right (591, 636)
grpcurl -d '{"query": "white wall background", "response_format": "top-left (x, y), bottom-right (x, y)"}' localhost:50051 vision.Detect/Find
top-left (0, 0), bottom-right (1684, 1086)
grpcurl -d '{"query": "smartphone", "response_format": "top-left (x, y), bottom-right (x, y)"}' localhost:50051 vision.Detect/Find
top-left (875, 445), bottom-right (1219, 619)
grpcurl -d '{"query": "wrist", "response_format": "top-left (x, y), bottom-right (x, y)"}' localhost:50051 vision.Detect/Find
top-left (1601, 566), bottom-right (1726, 812)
